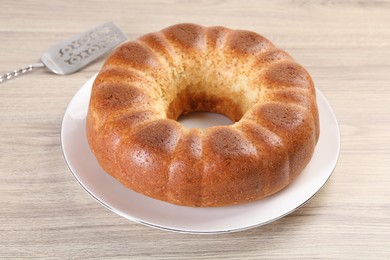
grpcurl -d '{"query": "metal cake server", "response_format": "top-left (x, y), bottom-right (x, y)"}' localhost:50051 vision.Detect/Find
top-left (0, 22), bottom-right (127, 83)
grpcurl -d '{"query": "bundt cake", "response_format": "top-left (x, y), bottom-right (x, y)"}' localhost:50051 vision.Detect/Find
top-left (86, 23), bottom-right (320, 207)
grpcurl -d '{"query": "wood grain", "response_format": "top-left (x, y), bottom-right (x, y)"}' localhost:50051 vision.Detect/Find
top-left (0, 0), bottom-right (389, 259)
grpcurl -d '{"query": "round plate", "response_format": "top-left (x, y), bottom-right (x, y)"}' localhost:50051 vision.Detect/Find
top-left (61, 75), bottom-right (340, 234)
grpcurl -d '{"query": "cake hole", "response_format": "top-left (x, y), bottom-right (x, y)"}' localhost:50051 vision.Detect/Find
top-left (178, 112), bottom-right (233, 129)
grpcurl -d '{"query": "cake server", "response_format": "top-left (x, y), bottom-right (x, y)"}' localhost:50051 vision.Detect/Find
top-left (0, 22), bottom-right (127, 83)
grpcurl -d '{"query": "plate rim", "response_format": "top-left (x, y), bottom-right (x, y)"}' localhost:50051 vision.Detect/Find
top-left (60, 75), bottom-right (340, 234)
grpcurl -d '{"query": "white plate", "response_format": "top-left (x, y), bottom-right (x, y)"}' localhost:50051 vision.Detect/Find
top-left (61, 75), bottom-right (340, 234)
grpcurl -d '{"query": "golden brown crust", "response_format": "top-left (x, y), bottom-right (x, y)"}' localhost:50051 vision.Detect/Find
top-left (168, 129), bottom-right (203, 206)
top-left (162, 23), bottom-right (206, 51)
top-left (86, 23), bottom-right (320, 207)
top-left (226, 30), bottom-right (273, 55)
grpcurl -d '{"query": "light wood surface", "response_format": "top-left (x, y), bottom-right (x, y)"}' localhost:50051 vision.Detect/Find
top-left (1, 0), bottom-right (389, 258)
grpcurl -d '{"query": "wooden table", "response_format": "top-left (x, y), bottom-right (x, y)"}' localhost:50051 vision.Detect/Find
top-left (1, 0), bottom-right (389, 258)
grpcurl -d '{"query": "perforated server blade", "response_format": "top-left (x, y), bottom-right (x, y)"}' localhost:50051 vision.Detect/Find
top-left (0, 22), bottom-right (127, 83)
